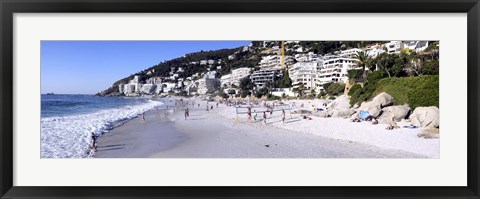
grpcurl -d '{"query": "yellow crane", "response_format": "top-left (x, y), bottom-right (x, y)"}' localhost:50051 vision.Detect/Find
top-left (281, 40), bottom-right (285, 70)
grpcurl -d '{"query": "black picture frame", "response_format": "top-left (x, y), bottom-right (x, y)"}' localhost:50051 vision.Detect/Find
top-left (1, 0), bottom-right (479, 198)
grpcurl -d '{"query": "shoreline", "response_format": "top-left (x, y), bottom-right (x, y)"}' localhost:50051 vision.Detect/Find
top-left (94, 98), bottom-right (438, 158)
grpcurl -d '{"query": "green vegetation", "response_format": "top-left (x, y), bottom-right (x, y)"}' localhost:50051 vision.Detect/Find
top-left (324, 82), bottom-right (345, 96)
top-left (349, 75), bottom-right (438, 109)
top-left (275, 69), bottom-right (292, 88)
top-left (348, 84), bottom-right (362, 96)
top-left (239, 76), bottom-right (254, 97)
top-left (347, 69), bottom-right (363, 81)
top-left (374, 75), bottom-right (439, 109)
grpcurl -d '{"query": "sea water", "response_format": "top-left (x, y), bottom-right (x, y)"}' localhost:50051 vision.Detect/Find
top-left (41, 94), bottom-right (163, 158)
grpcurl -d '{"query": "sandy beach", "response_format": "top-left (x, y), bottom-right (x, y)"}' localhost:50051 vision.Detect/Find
top-left (94, 98), bottom-right (439, 158)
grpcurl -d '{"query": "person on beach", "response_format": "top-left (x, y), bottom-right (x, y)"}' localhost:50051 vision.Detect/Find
top-left (141, 113), bottom-right (145, 123)
top-left (206, 104), bottom-right (209, 112)
top-left (198, 103), bottom-right (200, 108)
top-left (270, 107), bottom-right (273, 115)
top-left (263, 111), bottom-right (267, 125)
top-left (247, 107), bottom-right (252, 120)
top-left (184, 109), bottom-right (188, 120)
top-left (211, 105), bottom-right (213, 110)
top-left (91, 133), bottom-right (97, 151)
top-left (282, 109), bottom-right (286, 124)
top-left (216, 102), bottom-right (219, 108)
top-left (253, 110), bottom-right (257, 122)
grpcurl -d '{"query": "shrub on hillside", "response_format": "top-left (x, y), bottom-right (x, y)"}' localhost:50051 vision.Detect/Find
top-left (349, 75), bottom-right (439, 109)
top-left (348, 84), bottom-right (362, 96)
top-left (374, 75), bottom-right (439, 109)
top-left (326, 83), bottom-right (345, 96)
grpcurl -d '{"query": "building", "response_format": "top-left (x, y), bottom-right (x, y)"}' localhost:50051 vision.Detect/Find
top-left (288, 62), bottom-right (319, 91)
top-left (339, 48), bottom-right (363, 58)
top-left (365, 44), bottom-right (386, 58)
top-left (384, 41), bottom-right (403, 54)
top-left (258, 55), bottom-right (294, 70)
top-left (220, 74), bottom-right (232, 87)
top-left (294, 52), bottom-right (321, 62)
top-left (403, 41), bottom-right (429, 52)
top-left (251, 68), bottom-right (280, 88)
top-left (230, 67), bottom-right (251, 86)
top-left (317, 57), bottom-right (360, 85)
top-left (118, 84), bottom-right (124, 93)
top-left (204, 71), bottom-right (217, 79)
top-left (220, 67), bottom-right (252, 88)
top-left (197, 77), bottom-right (221, 95)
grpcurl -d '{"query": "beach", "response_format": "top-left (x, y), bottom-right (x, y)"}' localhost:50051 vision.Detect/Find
top-left (94, 98), bottom-right (439, 158)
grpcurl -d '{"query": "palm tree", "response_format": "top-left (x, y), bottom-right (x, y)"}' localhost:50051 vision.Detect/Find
top-left (353, 51), bottom-right (372, 78)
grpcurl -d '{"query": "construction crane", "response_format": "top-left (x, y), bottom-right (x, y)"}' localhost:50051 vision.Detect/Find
top-left (281, 40), bottom-right (285, 70)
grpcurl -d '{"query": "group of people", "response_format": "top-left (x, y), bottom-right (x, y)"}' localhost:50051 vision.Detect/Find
top-left (246, 106), bottom-right (287, 125)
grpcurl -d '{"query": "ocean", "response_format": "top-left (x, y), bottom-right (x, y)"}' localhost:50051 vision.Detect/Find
top-left (41, 94), bottom-right (164, 158)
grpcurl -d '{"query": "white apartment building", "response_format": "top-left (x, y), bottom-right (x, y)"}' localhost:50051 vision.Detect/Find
top-left (204, 71), bottom-right (217, 79)
top-left (251, 68), bottom-right (280, 88)
top-left (220, 67), bottom-right (252, 88)
top-left (197, 77), bottom-right (221, 95)
top-left (288, 62), bottom-right (319, 91)
top-left (258, 55), bottom-right (294, 70)
top-left (339, 48), bottom-right (364, 58)
top-left (385, 41), bottom-right (403, 53)
top-left (163, 83), bottom-right (176, 93)
top-left (403, 41), bottom-right (429, 52)
top-left (318, 57), bottom-right (360, 85)
top-left (230, 67), bottom-right (251, 86)
top-left (365, 44), bottom-right (386, 58)
top-left (294, 52), bottom-right (321, 62)
top-left (220, 74), bottom-right (232, 87)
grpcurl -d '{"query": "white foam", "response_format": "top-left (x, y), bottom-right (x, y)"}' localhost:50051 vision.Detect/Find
top-left (41, 100), bottom-right (163, 158)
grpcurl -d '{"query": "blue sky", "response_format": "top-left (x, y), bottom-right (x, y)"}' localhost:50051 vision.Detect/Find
top-left (41, 41), bottom-right (251, 94)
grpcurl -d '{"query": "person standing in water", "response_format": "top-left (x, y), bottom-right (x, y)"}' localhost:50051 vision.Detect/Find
top-left (184, 109), bottom-right (188, 120)
top-left (91, 132), bottom-right (97, 151)
top-left (282, 109), bottom-right (286, 124)
top-left (247, 107), bottom-right (252, 120)
top-left (141, 113), bottom-right (145, 123)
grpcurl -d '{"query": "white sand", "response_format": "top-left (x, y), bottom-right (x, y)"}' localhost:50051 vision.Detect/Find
top-left (217, 99), bottom-right (439, 158)
top-left (94, 98), bottom-right (437, 158)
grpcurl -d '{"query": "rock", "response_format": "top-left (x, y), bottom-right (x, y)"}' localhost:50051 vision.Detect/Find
top-left (357, 101), bottom-right (382, 118)
top-left (355, 92), bottom-right (394, 118)
top-left (327, 95), bottom-right (350, 110)
top-left (417, 128), bottom-right (439, 139)
top-left (371, 92), bottom-right (394, 108)
top-left (379, 104), bottom-right (411, 124)
top-left (331, 108), bottom-right (355, 118)
top-left (409, 106), bottom-right (439, 128)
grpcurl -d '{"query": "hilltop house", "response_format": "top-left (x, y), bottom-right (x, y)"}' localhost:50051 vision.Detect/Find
top-left (385, 41), bottom-right (403, 54)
